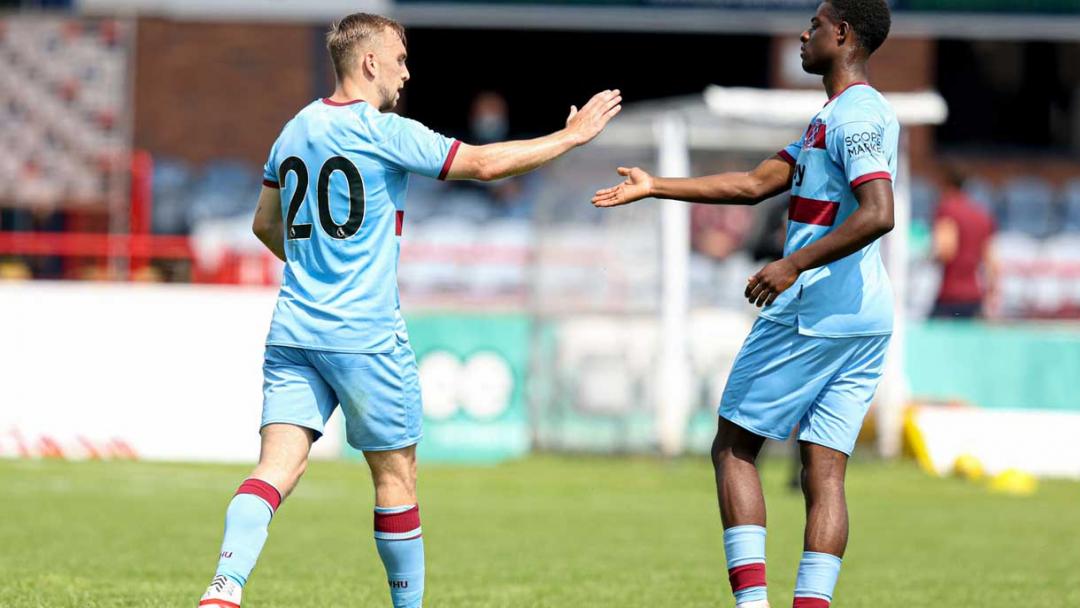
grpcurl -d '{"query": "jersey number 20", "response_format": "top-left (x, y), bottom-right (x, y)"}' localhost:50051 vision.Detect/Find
top-left (279, 155), bottom-right (365, 240)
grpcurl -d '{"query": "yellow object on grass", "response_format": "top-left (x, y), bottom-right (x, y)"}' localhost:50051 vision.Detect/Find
top-left (952, 454), bottom-right (984, 481)
top-left (988, 469), bottom-right (1038, 496)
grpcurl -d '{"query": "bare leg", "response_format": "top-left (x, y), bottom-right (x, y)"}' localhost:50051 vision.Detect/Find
top-left (799, 441), bottom-right (849, 556)
top-left (712, 417), bottom-right (769, 527)
top-left (364, 445), bottom-right (418, 507)
top-left (365, 445), bottom-right (424, 608)
top-left (250, 423), bottom-right (315, 498)
top-left (202, 423), bottom-right (314, 601)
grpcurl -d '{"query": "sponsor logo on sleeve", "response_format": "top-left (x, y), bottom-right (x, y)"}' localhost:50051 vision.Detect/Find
top-left (845, 130), bottom-right (884, 158)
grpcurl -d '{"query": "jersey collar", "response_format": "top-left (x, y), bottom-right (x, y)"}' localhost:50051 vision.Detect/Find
top-left (824, 81), bottom-right (870, 106)
top-left (322, 97), bottom-right (367, 107)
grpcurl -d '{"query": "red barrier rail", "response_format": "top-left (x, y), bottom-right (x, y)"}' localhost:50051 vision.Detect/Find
top-left (0, 231), bottom-right (193, 259)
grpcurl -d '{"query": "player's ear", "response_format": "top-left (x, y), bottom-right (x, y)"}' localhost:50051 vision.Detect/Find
top-left (362, 51), bottom-right (378, 79)
top-left (835, 20), bottom-right (851, 46)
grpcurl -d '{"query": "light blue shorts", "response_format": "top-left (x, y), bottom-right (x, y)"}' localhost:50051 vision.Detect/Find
top-left (261, 337), bottom-right (422, 452)
top-left (718, 318), bottom-right (890, 455)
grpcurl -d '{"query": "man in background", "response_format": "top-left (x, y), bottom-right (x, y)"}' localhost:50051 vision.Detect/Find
top-left (931, 166), bottom-right (998, 319)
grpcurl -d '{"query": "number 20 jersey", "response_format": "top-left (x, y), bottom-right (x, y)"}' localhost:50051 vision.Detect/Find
top-left (261, 98), bottom-right (459, 353)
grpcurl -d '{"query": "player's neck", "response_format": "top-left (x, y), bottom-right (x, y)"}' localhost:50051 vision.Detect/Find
top-left (328, 80), bottom-right (375, 107)
top-left (821, 64), bottom-right (869, 100)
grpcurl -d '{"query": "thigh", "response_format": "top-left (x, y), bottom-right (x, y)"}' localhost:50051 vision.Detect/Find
top-left (798, 334), bottom-right (891, 455)
top-left (262, 346), bottom-right (339, 441)
top-left (719, 319), bottom-right (844, 442)
top-left (313, 339), bottom-right (422, 452)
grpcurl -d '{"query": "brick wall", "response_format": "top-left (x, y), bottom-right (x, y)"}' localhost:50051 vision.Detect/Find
top-left (133, 18), bottom-right (322, 167)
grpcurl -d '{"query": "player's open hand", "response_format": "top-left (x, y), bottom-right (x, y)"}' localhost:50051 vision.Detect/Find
top-left (566, 89), bottom-right (622, 146)
top-left (745, 258), bottom-right (800, 307)
top-left (592, 167), bottom-right (653, 208)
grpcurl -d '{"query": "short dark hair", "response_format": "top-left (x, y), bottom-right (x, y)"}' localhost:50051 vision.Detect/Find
top-left (327, 13), bottom-right (407, 80)
top-left (827, 0), bottom-right (891, 55)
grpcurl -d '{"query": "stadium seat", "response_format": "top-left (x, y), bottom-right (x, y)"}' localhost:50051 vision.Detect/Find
top-left (910, 176), bottom-right (938, 226)
top-left (963, 176), bottom-right (998, 217)
top-left (1062, 179), bottom-right (1080, 233)
top-left (1001, 177), bottom-right (1056, 238)
top-left (992, 231), bottom-right (1042, 317)
top-left (151, 157), bottom-right (194, 234)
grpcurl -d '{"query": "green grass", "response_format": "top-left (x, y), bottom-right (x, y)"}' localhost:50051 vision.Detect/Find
top-left (1, 455), bottom-right (1078, 607)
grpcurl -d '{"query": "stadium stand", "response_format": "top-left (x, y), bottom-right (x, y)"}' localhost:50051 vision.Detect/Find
top-left (0, 17), bottom-right (129, 207)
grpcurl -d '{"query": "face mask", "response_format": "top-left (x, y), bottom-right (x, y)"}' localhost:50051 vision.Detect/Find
top-left (470, 113), bottom-right (508, 143)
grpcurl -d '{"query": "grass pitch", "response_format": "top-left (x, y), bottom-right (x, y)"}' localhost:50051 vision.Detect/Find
top-left (1, 455), bottom-right (1077, 607)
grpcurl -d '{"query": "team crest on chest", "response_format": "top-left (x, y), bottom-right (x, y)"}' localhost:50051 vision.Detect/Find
top-left (802, 118), bottom-right (827, 151)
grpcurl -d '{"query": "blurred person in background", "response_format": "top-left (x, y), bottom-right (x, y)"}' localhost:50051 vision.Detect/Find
top-left (196, 12), bottom-right (621, 608)
top-left (930, 165), bottom-right (998, 319)
top-left (451, 90), bottom-right (537, 218)
top-left (691, 202), bottom-right (755, 260)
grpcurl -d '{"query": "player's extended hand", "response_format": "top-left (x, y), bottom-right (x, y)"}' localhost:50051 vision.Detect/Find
top-left (745, 258), bottom-right (800, 308)
top-left (565, 89), bottom-right (622, 146)
top-left (591, 167), bottom-right (654, 208)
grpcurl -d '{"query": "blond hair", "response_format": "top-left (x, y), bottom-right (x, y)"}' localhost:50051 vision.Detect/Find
top-left (326, 13), bottom-right (406, 80)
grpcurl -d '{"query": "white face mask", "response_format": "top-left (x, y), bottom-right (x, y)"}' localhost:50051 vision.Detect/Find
top-left (470, 113), bottom-right (508, 143)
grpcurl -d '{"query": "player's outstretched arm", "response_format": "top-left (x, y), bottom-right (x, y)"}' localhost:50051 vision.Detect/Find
top-left (444, 89), bottom-right (622, 182)
top-left (745, 179), bottom-right (894, 307)
top-left (252, 185), bottom-right (286, 263)
top-left (591, 155), bottom-right (795, 208)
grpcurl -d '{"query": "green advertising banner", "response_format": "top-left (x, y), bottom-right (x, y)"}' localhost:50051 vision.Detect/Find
top-left (346, 313), bottom-right (532, 463)
top-left (906, 321), bottom-right (1080, 411)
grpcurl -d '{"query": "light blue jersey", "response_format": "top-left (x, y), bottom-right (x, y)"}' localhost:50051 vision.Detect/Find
top-left (262, 98), bottom-right (459, 353)
top-left (766, 82), bottom-right (899, 337)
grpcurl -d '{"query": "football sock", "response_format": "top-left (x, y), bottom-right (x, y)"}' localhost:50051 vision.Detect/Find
top-left (724, 525), bottom-right (768, 604)
top-left (214, 478), bottom-right (281, 587)
top-left (374, 504), bottom-right (425, 608)
top-left (793, 551), bottom-right (842, 607)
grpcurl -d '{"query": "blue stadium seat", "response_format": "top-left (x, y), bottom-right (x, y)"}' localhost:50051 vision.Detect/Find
top-left (962, 176), bottom-right (998, 218)
top-left (909, 176), bottom-right (938, 226)
top-left (151, 157), bottom-right (194, 234)
top-left (189, 159), bottom-right (260, 226)
top-left (1001, 176), bottom-right (1056, 238)
top-left (1062, 179), bottom-right (1080, 233)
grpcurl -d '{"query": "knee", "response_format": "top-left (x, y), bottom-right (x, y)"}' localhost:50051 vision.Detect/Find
top-left (801, 466), bottom-right (845, 504)
top-left (373, 466), bottom-right (417, 504)
top-left (711, 435), bottom-right (758, 472)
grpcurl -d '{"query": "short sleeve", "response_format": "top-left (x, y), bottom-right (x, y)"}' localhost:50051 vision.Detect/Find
top-left (827, 120), bottom-right (892, 189)
top-left (776, 139), bottom-right (802, 166)
top-left (262, 143), bottom-right (279, 189)
top-left (381, 115), bottom-right (460, 180)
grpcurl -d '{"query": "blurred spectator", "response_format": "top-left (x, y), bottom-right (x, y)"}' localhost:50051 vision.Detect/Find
top-left (690, 204), bottom-right (754, 260)
top-left (468, 91), bottom-right (510, 144)
top-left (444, 91), bottom-right (536, 219)
top-left (930, 166), bottom-right (998, 319)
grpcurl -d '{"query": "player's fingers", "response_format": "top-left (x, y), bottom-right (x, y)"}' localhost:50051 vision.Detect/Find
top-left (754, 287), bottom-right (772, 307)
top-left (603, 104), bottom-right (622, 120)
top-left (567, 105), bottom-right (578, 121)
top-left (601, 95), bottom-right (622, 110)
top-left (617, 167), bottom-right (631, 176)
top-left (744, 275), bottom-right (759, 298)
top-left (764, 291), bottom-right (780, 307)
top-left (584, 90), bottom-right (610, 111)
top-left (746, 281), bottom-right (763, 302)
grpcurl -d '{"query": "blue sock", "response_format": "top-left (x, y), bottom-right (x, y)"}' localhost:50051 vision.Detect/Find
top-left (793, 551), bottom-right (842, 606)
top-left (214, 478), bottom-right (281, 587)
top-left (374, 505), bottom-right (425, 608)
top-left (723, 525), bottom-right (767, 604)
